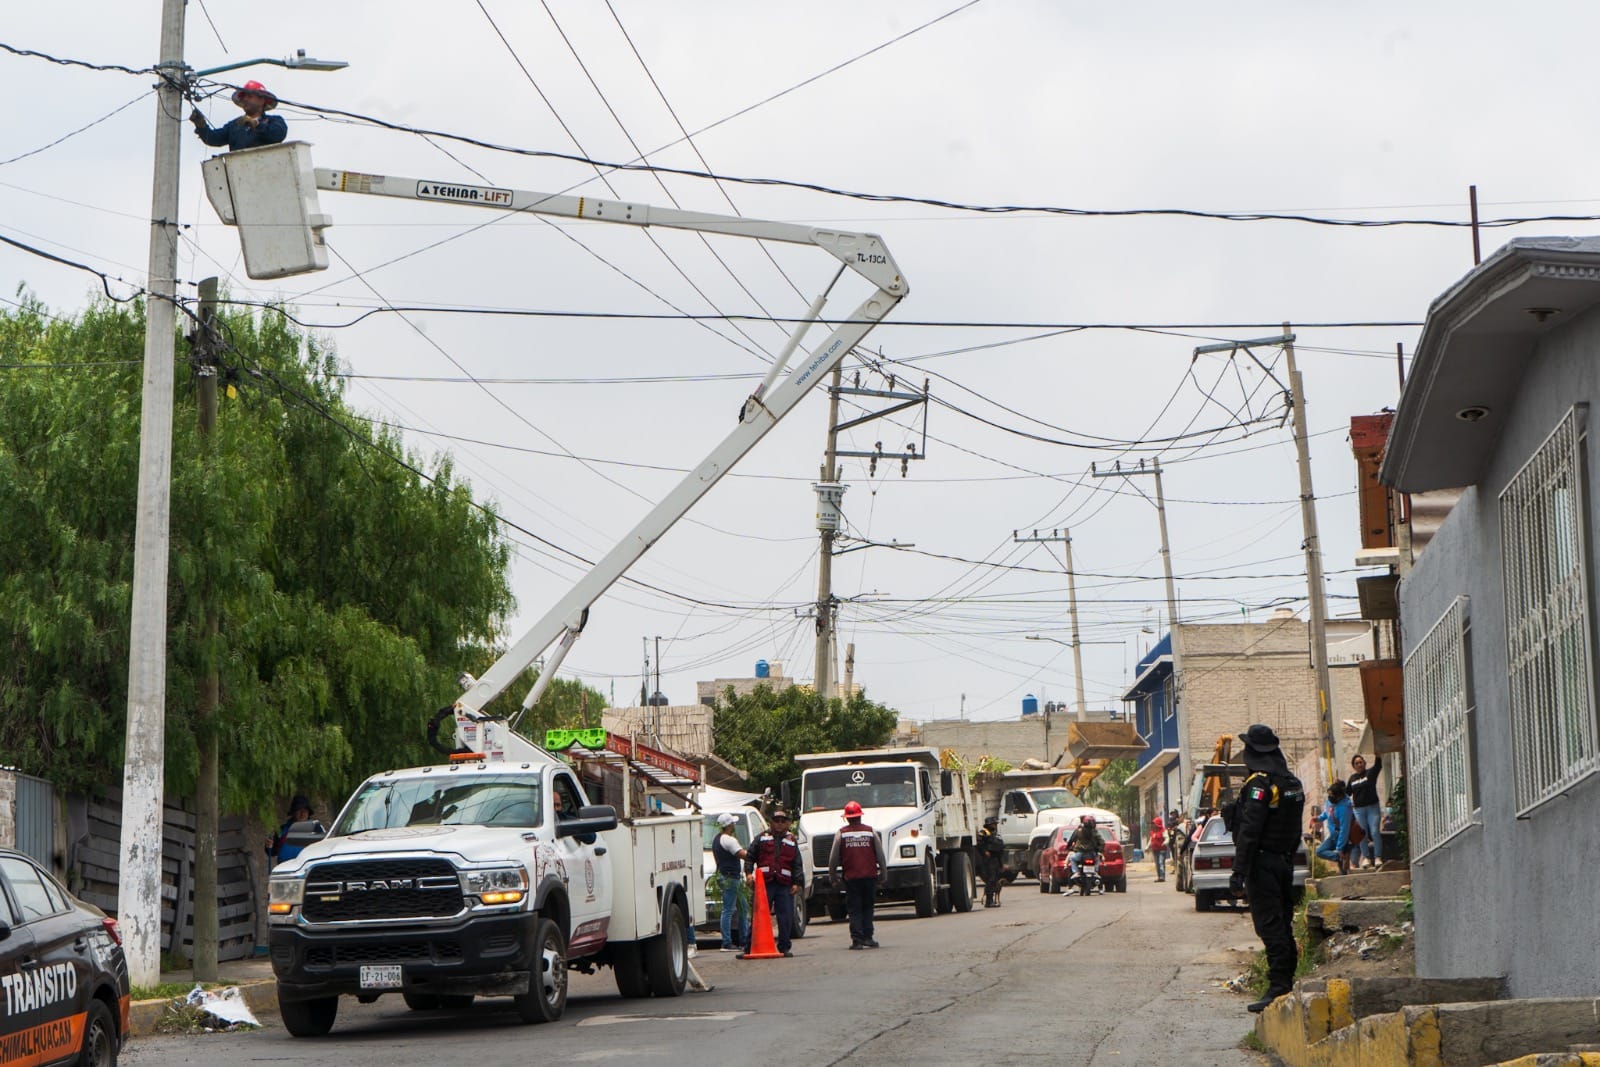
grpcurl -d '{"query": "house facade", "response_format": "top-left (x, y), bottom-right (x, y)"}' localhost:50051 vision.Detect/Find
top-left (1381, 236), bottom-right (1600, 997)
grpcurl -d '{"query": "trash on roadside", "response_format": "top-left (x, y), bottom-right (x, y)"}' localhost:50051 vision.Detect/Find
top-left (182, 984), bottom-right (261, 1029)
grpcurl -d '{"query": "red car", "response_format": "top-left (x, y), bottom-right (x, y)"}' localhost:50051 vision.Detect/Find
top-left (1036, 822), bottom-right (1127, 893)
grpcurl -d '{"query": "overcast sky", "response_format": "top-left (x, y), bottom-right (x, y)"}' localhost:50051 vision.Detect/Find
top-left (4, 2), bottom-right (1591, 724)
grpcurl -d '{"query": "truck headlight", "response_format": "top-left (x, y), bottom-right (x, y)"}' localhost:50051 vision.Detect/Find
top-left (899, 844), bottom-right (917, 858)
top-left (268, 878), bottom-right (304, 917)
top-left (463, 867), bottom-right (528, 905)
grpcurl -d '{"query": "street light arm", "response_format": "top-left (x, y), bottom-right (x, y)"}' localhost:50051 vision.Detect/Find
top-left (192, 51), bottom-right (348, 79)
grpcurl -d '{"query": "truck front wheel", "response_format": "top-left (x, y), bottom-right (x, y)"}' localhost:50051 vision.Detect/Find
top-left (913, 856), bottom-right (936, 918)
top-left (644, 896), bottom-right (689, 997)
top-left (279, 993), bottom-right (338, 1038)
top-left (948, 851), bottom-right (974, 912)
top-left (514, 917), bottom-right (568, 1024)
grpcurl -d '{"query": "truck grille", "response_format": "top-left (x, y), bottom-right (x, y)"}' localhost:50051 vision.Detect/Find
top-left (811, 834), bottom-right (834, 869)
top-left (301, 858), bottom-right (464, 922)
top-left (304, 940), bottom-right (464, 969)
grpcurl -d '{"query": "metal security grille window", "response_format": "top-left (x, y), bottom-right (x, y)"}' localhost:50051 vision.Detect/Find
top-left (1404, 597), bottom-right (1478, 857)
top-left (1499, 405), bottom-right (1599, 816)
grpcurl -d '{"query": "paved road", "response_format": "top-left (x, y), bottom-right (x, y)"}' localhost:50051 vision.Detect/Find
top-left (126, 864), bottom-right (1268, 1066)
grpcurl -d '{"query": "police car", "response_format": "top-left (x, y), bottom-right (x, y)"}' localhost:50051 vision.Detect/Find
top-left (0, 848), bottom-right (128, 1066)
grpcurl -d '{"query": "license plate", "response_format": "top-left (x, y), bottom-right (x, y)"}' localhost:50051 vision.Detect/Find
top-left (360, 965), bottom-right (403, 990)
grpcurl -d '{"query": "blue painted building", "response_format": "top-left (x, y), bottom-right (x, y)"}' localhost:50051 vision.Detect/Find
top-left (1122, 633), bottom-right (1181, 832)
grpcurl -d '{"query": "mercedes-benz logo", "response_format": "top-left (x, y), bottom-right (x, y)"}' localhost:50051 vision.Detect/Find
top-left (850, 770), bottom-right (866, 784)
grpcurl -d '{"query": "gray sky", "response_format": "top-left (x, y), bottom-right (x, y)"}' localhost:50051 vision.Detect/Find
top-left (3, 2), bottom-right (1588, 723)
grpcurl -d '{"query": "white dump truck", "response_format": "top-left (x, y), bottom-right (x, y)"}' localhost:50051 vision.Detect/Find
top-left (971, 771), bottom-right (1094, 880)
top-left (204, 141), bottom-right (908, 1034)
top-left (789, 748), bottom-right (978, 919)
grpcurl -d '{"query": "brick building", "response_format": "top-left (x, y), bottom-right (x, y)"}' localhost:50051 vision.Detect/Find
top-left (1124, 611), bottom-right (1373, 830)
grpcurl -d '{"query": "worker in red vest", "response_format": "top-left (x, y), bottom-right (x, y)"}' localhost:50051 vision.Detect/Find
top-left (827, 801), bottom-right (888, 950)
top-left (743, 810), bottom-right (805, 957)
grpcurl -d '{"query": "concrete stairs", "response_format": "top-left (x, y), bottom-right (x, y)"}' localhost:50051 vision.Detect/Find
top-left (1258, 980), bottom-right (1600, 1067)
top-left (1259, 869), bottom-right (1600, 1066)
top-left (1306, 867), bottom-right (1411, 937)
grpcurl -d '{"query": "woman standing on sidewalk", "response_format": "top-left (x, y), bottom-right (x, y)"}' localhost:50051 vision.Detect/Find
top-left (1345, 754), bottom-right (1383, 869)
top-left (1148, 815), bottom-right (1168, 882)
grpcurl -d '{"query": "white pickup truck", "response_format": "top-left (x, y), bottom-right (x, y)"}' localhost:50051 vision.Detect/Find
top-left (791, 748), bottom-right (977, 920)
top-left (267, 754), bottom-right (701, 1035)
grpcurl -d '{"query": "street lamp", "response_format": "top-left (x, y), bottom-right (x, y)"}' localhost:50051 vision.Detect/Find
top-left (120, 5), bottom-right (348, 988)
top-left (193, 49), bottom-right (350, 79)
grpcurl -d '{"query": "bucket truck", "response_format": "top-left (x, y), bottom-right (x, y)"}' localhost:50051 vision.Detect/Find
top-left (203, 143), bottom-right (907, 1034)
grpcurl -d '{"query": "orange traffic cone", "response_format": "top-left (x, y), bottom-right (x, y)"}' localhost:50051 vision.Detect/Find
top-left (739, 869), bottom-right (783, 960)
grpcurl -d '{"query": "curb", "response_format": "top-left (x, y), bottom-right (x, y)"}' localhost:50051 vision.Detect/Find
top-left (128, 980), bottom-right (278, 1037)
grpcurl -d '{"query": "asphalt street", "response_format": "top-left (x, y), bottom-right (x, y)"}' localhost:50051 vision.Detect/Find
top-left (125, 863), bottom-right (1269, 1066)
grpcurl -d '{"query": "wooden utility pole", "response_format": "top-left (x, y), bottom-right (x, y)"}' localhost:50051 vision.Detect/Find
top-left (1283, 324), bottom-right (1337, 787)
top-left (191, 277), bottom-right (220, 981)
top-left (120, 0), bottom-right (188, 988)
top-left (1013, 529), bottom-right (1088, 721)
top-left (1092, 459), bottom-right (1188, 792)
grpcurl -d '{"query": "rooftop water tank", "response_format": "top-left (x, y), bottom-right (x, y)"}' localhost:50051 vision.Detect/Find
top-left (755, 660), bottom-right (770, 679)
top-left (1022, 694), bottom-right (1039, 717)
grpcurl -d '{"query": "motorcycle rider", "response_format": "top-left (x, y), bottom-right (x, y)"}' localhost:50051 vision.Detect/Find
top-left (1065, 814), bottom-right (1104, 889)
top-left (976, 815), bottom-right (1006, 907)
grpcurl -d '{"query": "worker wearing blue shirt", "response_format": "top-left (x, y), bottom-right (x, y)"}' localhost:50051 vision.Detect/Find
top-left (191, 79), bottom-right (286, 151)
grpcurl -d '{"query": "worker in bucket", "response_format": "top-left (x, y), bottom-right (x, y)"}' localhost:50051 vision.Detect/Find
top-left (191, 80), bottom-right (287, 151)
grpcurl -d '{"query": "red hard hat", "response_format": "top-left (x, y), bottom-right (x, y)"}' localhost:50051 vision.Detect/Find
top-left (233, 80), bottom-right (279, 110)
top-left (843, 801), bottom-right (864, 817)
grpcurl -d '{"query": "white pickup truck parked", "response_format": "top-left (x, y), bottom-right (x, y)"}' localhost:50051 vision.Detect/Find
top-left (790, 748), bottom-right (977, 920)
top-left (267, 754), bottom-right (701, 1035)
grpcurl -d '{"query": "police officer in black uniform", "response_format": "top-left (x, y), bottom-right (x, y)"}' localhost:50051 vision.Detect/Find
top-left (1228, 724), bottom-right (1306, 1013)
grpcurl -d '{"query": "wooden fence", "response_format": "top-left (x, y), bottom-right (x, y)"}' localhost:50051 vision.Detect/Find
top-left (64, 790), bottom-right (260, 962)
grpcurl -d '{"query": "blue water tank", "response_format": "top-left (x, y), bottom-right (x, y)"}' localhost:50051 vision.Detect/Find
top-left (1022, 694), bottom-right (1039, 717)
top-left (755, 660), bottom-right (771, 678)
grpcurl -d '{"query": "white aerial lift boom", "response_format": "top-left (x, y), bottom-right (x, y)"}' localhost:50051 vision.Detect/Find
top-left (204, 143), bottom-right (908, 765)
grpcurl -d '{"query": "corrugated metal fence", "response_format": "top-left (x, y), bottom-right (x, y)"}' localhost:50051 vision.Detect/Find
top-left (12, 771), bottom-right (55, 867)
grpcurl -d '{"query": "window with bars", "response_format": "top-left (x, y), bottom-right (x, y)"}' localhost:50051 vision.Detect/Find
top-left (1499, 405), bottom-right (1599, 816)
top-left (1404, 597), bottom-right (1478, 857)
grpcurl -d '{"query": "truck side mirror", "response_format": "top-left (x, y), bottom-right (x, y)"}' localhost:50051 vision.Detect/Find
top-left (940, 770), bottom-right (954, 797)
top-left (557, 804), bottom-right (619, 841)
top-left (780, 780), bottom-right (795, 810)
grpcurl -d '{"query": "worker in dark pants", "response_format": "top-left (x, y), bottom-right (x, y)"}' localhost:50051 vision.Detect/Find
top-left (742, 810), bottom-right (804, 958)
top-left (976, 815), bottom-right (1006, 907)
top-left (827, 801), bottom-right (888, 949)
top-left (1229, 724), bottom-right (1307, 1014)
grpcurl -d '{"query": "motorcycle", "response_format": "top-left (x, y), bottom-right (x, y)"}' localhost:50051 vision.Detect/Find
top-left (1071, 854), bottom-right (1103, 896)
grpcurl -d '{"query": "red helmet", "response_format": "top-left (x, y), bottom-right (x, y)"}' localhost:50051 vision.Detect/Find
top-left (233, 80), bottom-right (279, 110)
top-left (843, 801), bottom-right (864, 818)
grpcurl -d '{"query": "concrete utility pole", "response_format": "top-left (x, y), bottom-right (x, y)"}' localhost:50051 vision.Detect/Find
top-left (192, 277), bottom-right (221, 981)
top-left (1282, 325), bottom-right (1337, 787)
top-left (120, 0), bottom-right (188, 989)
top-left (1092, 459), bottom-right (1189, 794)
top-left (813, 365), bottom-right (845, 699)
top-left (1013, 529), bottom-right (1087, 720)
top-left (842, 641), bottom-right (855, 702)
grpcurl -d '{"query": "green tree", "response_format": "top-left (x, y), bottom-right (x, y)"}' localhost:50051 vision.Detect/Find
top-left (1085, 758), bottom-right (1140, 842)
top-left (0, 294), bottom-right (514, 815)
top-left (710, 684), bottom-right (898, 792)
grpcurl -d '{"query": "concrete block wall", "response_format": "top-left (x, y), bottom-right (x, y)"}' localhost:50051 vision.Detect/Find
top-left (0, 770), bottom-right (15, 849)
top-left (1174, 618), bottom-right (1370, 796)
